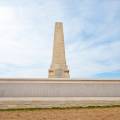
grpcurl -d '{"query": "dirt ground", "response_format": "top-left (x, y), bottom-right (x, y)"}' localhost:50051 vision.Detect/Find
top-left (0, 107), bottom-right (120, 120)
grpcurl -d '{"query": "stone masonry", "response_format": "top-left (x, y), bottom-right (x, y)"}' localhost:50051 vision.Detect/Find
top-left (48, 22), bottom-right (70, 78)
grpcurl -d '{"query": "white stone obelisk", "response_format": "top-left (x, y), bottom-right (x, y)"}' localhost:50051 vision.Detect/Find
top-left (48, 22), bottom-right (70, 78)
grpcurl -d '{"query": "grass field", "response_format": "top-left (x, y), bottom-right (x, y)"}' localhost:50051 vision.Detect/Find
top-left (0, 107), bottom-right (120, 120)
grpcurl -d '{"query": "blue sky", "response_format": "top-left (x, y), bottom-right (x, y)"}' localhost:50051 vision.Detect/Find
top-left (0, 0), bottom-right (120, 79)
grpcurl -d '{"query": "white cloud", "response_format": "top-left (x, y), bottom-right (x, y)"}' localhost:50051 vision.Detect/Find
top-left (0, 0), bottom-right (120, 78)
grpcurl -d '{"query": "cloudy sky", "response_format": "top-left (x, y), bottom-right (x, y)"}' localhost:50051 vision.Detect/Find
top-left (0, 0), bottom-right (120, 79)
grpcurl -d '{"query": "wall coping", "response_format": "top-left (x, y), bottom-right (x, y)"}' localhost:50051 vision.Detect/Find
top-left (0, 78), bottom-right (120, 83)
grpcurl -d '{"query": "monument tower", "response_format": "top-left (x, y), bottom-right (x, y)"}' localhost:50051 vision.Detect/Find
top-left (48, 22), bottom-right (70, 78)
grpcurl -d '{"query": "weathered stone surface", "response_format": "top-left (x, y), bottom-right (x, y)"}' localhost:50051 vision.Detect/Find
top-left (0, 79), bottom-right (120, 109)
top-left (0, 79), bottom-right (120, 97)
top-left (49, 22), bottom-right (70, 78)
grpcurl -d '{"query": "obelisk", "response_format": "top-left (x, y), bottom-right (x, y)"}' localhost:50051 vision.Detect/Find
top-left (48, 22), bottom-right (70, 78)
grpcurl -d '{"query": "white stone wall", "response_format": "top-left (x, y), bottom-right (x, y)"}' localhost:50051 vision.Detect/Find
top-left (0, 79), bottom-right (120, 97)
